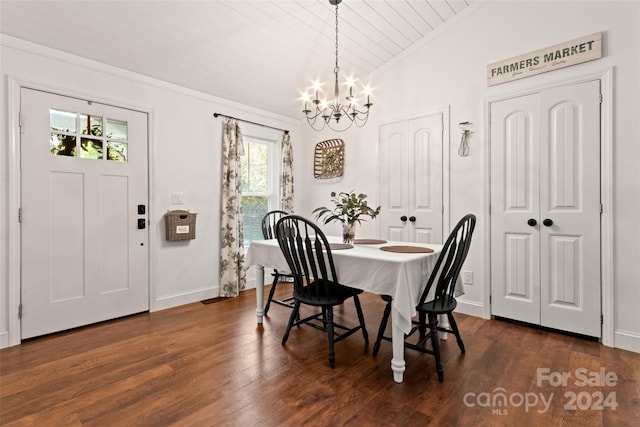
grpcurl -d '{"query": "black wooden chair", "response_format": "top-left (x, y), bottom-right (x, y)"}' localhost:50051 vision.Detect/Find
top-left (372, 214), bottom-right (476, 382)
top-left (275, 214), bottom-right (368, 368)
top-left (261, 210), bottom-right (295, 315)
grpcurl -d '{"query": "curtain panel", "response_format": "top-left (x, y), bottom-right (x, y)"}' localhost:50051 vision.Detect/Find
top-left (219, 119), bottom-right (246, 297)
top-left (280, 132), bottom-right (294, 212)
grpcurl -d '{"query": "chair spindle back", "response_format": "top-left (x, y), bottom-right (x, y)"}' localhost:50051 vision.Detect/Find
top-left (261, 210), bottom-right (289, 239)
top-left (418, 214), bottom-right (476, 308)
top-left (275, 215), bottom-right (339, 299)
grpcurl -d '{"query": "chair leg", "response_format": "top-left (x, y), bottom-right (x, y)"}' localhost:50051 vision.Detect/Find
top-left (264, 274), bottom-right (280, 315)
top-left (321, 307), bottom-right (328, 330)
top-left (282, 301), bottom-right (300, 345)
top-left (428, 313), bottom-right (444, 382)
top-left (418, 311), bottom-right (427, 340)
top-left (353, 295), bottom-right (368, 343)
top-left (373, 296), bottom-right (392, 356)
top-left (447, 312), bottom-right (465, 353)
top-left (327, 306), bottom-right (335, 368)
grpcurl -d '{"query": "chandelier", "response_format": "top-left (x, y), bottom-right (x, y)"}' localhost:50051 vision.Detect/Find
top-left (302, 0), bottom-right (373, 132)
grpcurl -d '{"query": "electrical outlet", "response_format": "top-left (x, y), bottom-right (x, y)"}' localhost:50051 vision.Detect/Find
top-left (462, 270), bottom-right (473, 285)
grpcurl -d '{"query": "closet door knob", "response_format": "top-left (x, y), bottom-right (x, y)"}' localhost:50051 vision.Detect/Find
top-left (409, 216), bottom-right (416, 223)
top-left (400, 216), bottom-right (407, 222)
top-left (543, 218), bottom-right (554, 227)
top-left (527, 218), bottom-right (537, 226)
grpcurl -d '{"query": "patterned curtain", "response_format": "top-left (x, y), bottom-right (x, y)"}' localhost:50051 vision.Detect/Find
top-left (280, 132), bottom-right (294, 212)
top-left (219, 119), bottom-right (246, 297)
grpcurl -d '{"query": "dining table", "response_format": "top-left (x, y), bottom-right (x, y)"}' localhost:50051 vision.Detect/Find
top-left (244, 237), bottom-right (460, 383)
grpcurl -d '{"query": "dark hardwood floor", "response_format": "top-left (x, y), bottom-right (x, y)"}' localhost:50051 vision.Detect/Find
top-left (1, 286), bottom-right (639, 426)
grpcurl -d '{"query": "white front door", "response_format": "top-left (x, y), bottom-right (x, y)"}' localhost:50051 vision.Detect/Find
top-left (20, 88), bottom-right (149, 339)
top-left (379, 113), bottom-right (444, 244)
top-left (490, 80), bottom-right (601, 337)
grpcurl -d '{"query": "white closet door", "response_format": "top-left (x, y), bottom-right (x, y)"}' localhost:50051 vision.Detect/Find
top-left (379, 113), bottom-right (443, 244)
top-left (490, 80), bottom-right (601, 338)
top-left (490, 93), bottom-right (542, 324)
top-left (539, 80), bottom-right (601, 337)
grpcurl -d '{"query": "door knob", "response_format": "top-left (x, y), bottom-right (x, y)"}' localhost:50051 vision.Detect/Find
top-left (400, 215), bottom-right (407, 222)
top-left (409, 216), bottom-right (416, 223)
top-left (527, 218), bottom-right (537, 226)
top-left (543, 218), bottom-right (554, 227)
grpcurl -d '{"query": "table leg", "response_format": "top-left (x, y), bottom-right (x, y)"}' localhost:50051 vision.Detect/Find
top-left (391, 306), bottom-right (406, 383)
top-left (255, 265), bottom-right (265, 323)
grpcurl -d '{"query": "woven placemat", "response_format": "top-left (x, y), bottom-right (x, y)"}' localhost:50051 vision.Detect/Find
top-left (380, 245), bottom-right (434, 253)
top-left (328, 243), bottom-right (354, 250)
top-left (354, 239), bottom-right (387, 244)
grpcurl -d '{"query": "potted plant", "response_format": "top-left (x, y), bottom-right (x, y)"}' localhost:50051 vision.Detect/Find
top-left (313, 191), bottom-right (381, 243)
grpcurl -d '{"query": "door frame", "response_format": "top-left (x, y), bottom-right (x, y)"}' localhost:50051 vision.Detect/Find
top-left (482, 68), bottom-right (614, 346)
top-left (6, 77), bottom-right (154, 347)
top-left (377, 106), bottom-right (451, 239)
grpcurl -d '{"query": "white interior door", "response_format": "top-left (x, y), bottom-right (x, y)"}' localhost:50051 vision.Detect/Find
top-left (490, 93), bottom-right (541, 324)
top-left (490, 80), bottom-right (601, 337)
top-left (538, 81), bottom-right (601, 336)
top-left (20, 88), bottom-right (149, 339)
top-left (379, 113), bottom-right (444, 243)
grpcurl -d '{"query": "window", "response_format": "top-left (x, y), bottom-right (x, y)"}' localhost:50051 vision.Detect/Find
top-left (50, 109), bottom-right (128, 162)
top-left (241, 136), bottom-right (279, 246)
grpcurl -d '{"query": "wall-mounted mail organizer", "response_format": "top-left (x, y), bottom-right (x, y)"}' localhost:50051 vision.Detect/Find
top-left (165, 210), bottom-right (197, 241)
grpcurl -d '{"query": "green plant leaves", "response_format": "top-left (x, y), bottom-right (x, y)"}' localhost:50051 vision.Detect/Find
top-left (313, 190), bottom-right (381, 225)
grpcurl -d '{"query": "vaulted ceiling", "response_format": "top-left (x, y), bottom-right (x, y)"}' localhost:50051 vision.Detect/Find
top-left (1, 0), bottom-right (475, 119)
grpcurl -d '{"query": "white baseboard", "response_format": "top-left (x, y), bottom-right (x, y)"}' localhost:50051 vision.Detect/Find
top-left (614, 329), bottom-right (640, 354)
top-left (152, 286), bottom-right (219, 312)
top-left (0, 331), bottom-right (9, 349)
top-left (245, 278), bottom-right (257, 290)
top-left (455, 299), bottom-right (488, 319)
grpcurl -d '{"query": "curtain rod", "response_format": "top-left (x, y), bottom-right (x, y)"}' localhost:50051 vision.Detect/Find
top-left (213, 113), bottom-right (289, 134)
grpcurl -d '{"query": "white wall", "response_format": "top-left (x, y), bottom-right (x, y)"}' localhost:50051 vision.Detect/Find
top-left (300, 0), bottom-right (640, 352)
top-left (298, 122), bottom-right (382, 238)
top-left (0, 36), bottom-right (301, 347)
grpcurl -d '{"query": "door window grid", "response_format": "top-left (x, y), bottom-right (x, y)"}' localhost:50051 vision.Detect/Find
top-left (50, 109), bottom-right (128, 162)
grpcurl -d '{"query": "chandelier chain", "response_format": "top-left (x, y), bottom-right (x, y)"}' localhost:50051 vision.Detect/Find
top-left (334, 2), bottom-right (339, 73)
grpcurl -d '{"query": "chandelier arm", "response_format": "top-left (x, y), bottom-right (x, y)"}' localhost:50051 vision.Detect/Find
top-left (349, 108), bottom-right (372, 115)
top-left (326, 120), bottom-right (354, 132)
top-left (337, 104), bottom-right (370, 118)
top-left (309, 120), bottom-right (327, 131)
top-left (304, 107), bottom-right (325, 121)
top-left (307, 112), bottom-right (327, 131)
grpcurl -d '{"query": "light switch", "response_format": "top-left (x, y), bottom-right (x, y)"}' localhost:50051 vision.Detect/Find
top-left (171, 192), bottom-right (185, 204)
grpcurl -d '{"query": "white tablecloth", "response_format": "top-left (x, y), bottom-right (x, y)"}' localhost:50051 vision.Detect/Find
top-left (244, 238), bottom-right (447, 335)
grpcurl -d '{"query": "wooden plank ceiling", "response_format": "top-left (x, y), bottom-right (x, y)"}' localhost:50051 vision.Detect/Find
top-left (0, 0), bottom-right (475, 119)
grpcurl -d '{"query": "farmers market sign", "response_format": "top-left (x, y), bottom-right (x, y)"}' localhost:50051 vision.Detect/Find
top-left (487, 32), bottom-right (602, 86)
